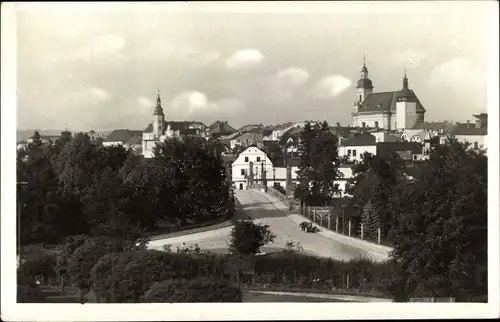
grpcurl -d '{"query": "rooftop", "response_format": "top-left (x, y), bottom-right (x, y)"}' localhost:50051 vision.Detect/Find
top-left (340, 133), bottom-right (376, 146)
top-left (105, 129), bottom-right (143, 143)
top-left (355, 90), bottom-right (426, 114)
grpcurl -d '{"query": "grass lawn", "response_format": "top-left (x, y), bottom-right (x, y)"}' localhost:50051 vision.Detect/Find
top-left (242, 291), bottom-right (347, 302)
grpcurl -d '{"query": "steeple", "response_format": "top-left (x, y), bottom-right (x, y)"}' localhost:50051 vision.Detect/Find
top-left (153, 90), bottom-right (164, 116)
top-left (361, 55), bottom-right (368, 74)
top-left (403, 69), bottom-right (409, 89)
top-left (398, 69), bottom-right (416, 102)
top-left (355, 56), bottom-right (374, 104)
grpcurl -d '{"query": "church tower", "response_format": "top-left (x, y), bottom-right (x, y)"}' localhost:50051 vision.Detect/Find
top-left (153, 91), bottom-right (165, 137)
top-left (396, 71), bottom-right (417, 130)
top-left (355, 57), bottom-right (374, 104)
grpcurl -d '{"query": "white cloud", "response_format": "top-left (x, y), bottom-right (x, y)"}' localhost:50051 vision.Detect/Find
top-left (428, 58), bottom-right (484, 87)
top-left (138, 96), bottom-right (154, 109)
top-left (89, 87), bottom-right (111, 101)
top-left (169, 91), bottom-right (245, 119)
top-left (225, 49), bottom-right (265, 70)
top-left (275, 67), bottom-right (310, 87)
top-left (314, 74), bottom-right (352, 98)
top-left (390, 50), bottom-right (427, 68)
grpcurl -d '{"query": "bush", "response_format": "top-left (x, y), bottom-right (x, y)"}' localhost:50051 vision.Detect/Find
top-left (228, 220), bottom-right (276, 255)
top-left (18, 252), bottom-right (57, 285)
top-left (143, 277), bottom-right (242, 302)
top-left (90, 250), bottom-right (228, 303)
top-left (17, 285), bottom-right (46, 303)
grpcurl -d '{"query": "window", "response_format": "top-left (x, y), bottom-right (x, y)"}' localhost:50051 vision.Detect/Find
top-left (413, 155), bottom-right (418, 160)
top-left (240, 169), bottom-right (246, 176)
top-left (359, 94), bottom-right (362, 102)
top-left (256, 156), bottom-right (261, 162)
top-left (474, 142), bottom-right (479, 149)
top-left (334, 183), bottom-right (340, 191)
top-left (374, 121), bottom-right (379, 128)
top-left (347, 149), bottom-right (352, 156)
top-left (244, 156), bottom-right (249, 162)
top-left (362, 122), bottom-right (366, 128)
top-left (352, 150), bottom-right (357, 157)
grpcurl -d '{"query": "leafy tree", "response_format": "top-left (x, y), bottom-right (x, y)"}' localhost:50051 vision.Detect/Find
top-left (387, 138), bottom-right (487, 301)
top-left (295, 121), bottom-right (340, 206)
top-left (360, 199), bottom-right (380, 241)
top-left (228, 220), bottom-right (276, 255)
top-left (143, 277), bottom-right (242, 303)
top-left (347, 151), bottom-right (404, 240)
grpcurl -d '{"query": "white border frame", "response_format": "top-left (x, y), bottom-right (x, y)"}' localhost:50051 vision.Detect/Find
top-left (2, 2), bottom-right (499, 320)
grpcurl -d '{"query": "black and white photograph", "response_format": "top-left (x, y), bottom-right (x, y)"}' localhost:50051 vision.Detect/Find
top-left (1, 1), bottom-right (499, 320)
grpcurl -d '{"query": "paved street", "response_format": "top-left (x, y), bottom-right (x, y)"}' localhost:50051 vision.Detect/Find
top-left (149, 189), bottom-right (386, 262)
top-left (235, 189), bottom-right (379, 261)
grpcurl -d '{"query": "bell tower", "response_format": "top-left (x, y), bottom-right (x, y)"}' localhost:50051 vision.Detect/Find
top-left (153, 91), bottom-right (165, 137)
top-left (355, 56), bottom-right (374, 104)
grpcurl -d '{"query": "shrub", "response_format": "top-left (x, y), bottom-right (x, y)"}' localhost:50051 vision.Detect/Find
top-left (17, 285), bottom-right (46, 303)
top-left (17, 252), bottom-right (57, 285)
top-left (228, 220), bottom-right (276, 255)
top-left (143, 277), bottom-right (242, 302)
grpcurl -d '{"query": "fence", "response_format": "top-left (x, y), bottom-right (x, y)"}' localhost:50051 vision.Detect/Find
top-left (301, 205), bottom-right (383, 245)
top-left (265, 188), bottom-right (384, 246)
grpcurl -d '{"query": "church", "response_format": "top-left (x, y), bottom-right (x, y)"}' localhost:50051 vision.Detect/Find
top-left (351, 60), bottom-right (426, 131)
top-left (142, 93), bottom-right (209, 158)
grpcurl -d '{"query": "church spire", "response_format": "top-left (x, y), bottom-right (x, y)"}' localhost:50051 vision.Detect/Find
top-left (153, 90), bottom-right (164, 116)
top-left (403, 69), bottom-right (409, 89)
top-left (361, 55), bottom-right (368, 73)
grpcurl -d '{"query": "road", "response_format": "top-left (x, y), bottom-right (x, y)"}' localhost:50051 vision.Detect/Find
top-left (235, 189), bottom-right (380, 261)
top-left (148, 189), bottom-right (385, 262)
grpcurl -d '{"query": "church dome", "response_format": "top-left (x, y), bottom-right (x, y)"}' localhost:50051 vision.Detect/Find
top-left (356, 78), bottom-right (374, 89)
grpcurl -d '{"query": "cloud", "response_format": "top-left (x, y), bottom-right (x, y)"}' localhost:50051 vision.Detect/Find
top-left (390, 50), bottom-right (428, 68)
top-left (313, 74), bottom-right (352, 98)
top-left (275, 67), bottom-right (310, 87)
top-left (89, 87), bottom-right (111, 101)
top-left (427, 58), bottom-right (486, 117)
top-left (169, 91), bottom-right (245, 119)
top-left (225, 49), bottom-right (265, 70)
top-left (138, 96), bottom-right (154, 109)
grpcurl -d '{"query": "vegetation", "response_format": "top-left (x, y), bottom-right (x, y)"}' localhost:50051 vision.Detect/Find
top-left (228, 220), bottom-right (276, 255)
top-left (295, 121), bottom-right (340, 206)
top-left (143, 277), bottom-right (242, 302)
top-left (386, 138), bottom-right (487, 301)
top-left (17, 131), bottom-right (233, 246)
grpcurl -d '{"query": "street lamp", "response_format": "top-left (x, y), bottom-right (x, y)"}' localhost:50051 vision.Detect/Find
top-left (273, 168), bottom-right (276, 187)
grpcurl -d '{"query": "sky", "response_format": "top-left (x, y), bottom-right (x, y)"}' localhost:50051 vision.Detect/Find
top-left (15, 2), bottom-right (495, 131)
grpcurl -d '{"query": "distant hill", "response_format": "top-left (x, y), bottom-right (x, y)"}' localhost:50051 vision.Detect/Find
top-left (17, 129), bottom-right (111, 142)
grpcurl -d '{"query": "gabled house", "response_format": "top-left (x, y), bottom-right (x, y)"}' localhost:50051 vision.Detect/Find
top-left (103, 129), bottom-right (143, 148)
top-left (209, 121), bottom-right (236, 137)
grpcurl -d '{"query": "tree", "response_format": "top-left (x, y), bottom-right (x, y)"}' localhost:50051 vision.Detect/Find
top-left (347, 151), bottom-right (404, 241)
top-left (360, 199), bottom-right (380, 241)
top-left (228, 220), bottom-right (276, 255)
top-left (295, 121), bottom-right (340, 206)
top-left (143, 277), bottom-right (242, 302)
top-left (387, 138), bottom-right (487, 301)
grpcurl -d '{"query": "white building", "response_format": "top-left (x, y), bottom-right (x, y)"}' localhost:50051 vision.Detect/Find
top-left (339, 133), bottom-right (378, 162)
top-left (351, 60), bottom-right (426, 130)
top-left (230, 146), bottom-right (354, 197)
top-left (231, 146), bottom-right (274, 190)
top-left (439, 114), bottom-right (488, 152)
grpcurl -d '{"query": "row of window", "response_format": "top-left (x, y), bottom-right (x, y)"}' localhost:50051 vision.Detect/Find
top-left (360, 121), bottom-right (379, 128)
top-left (347, 149), bottom-right (357, 157)
top-left (244, 156), bottom-right (261, 163)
